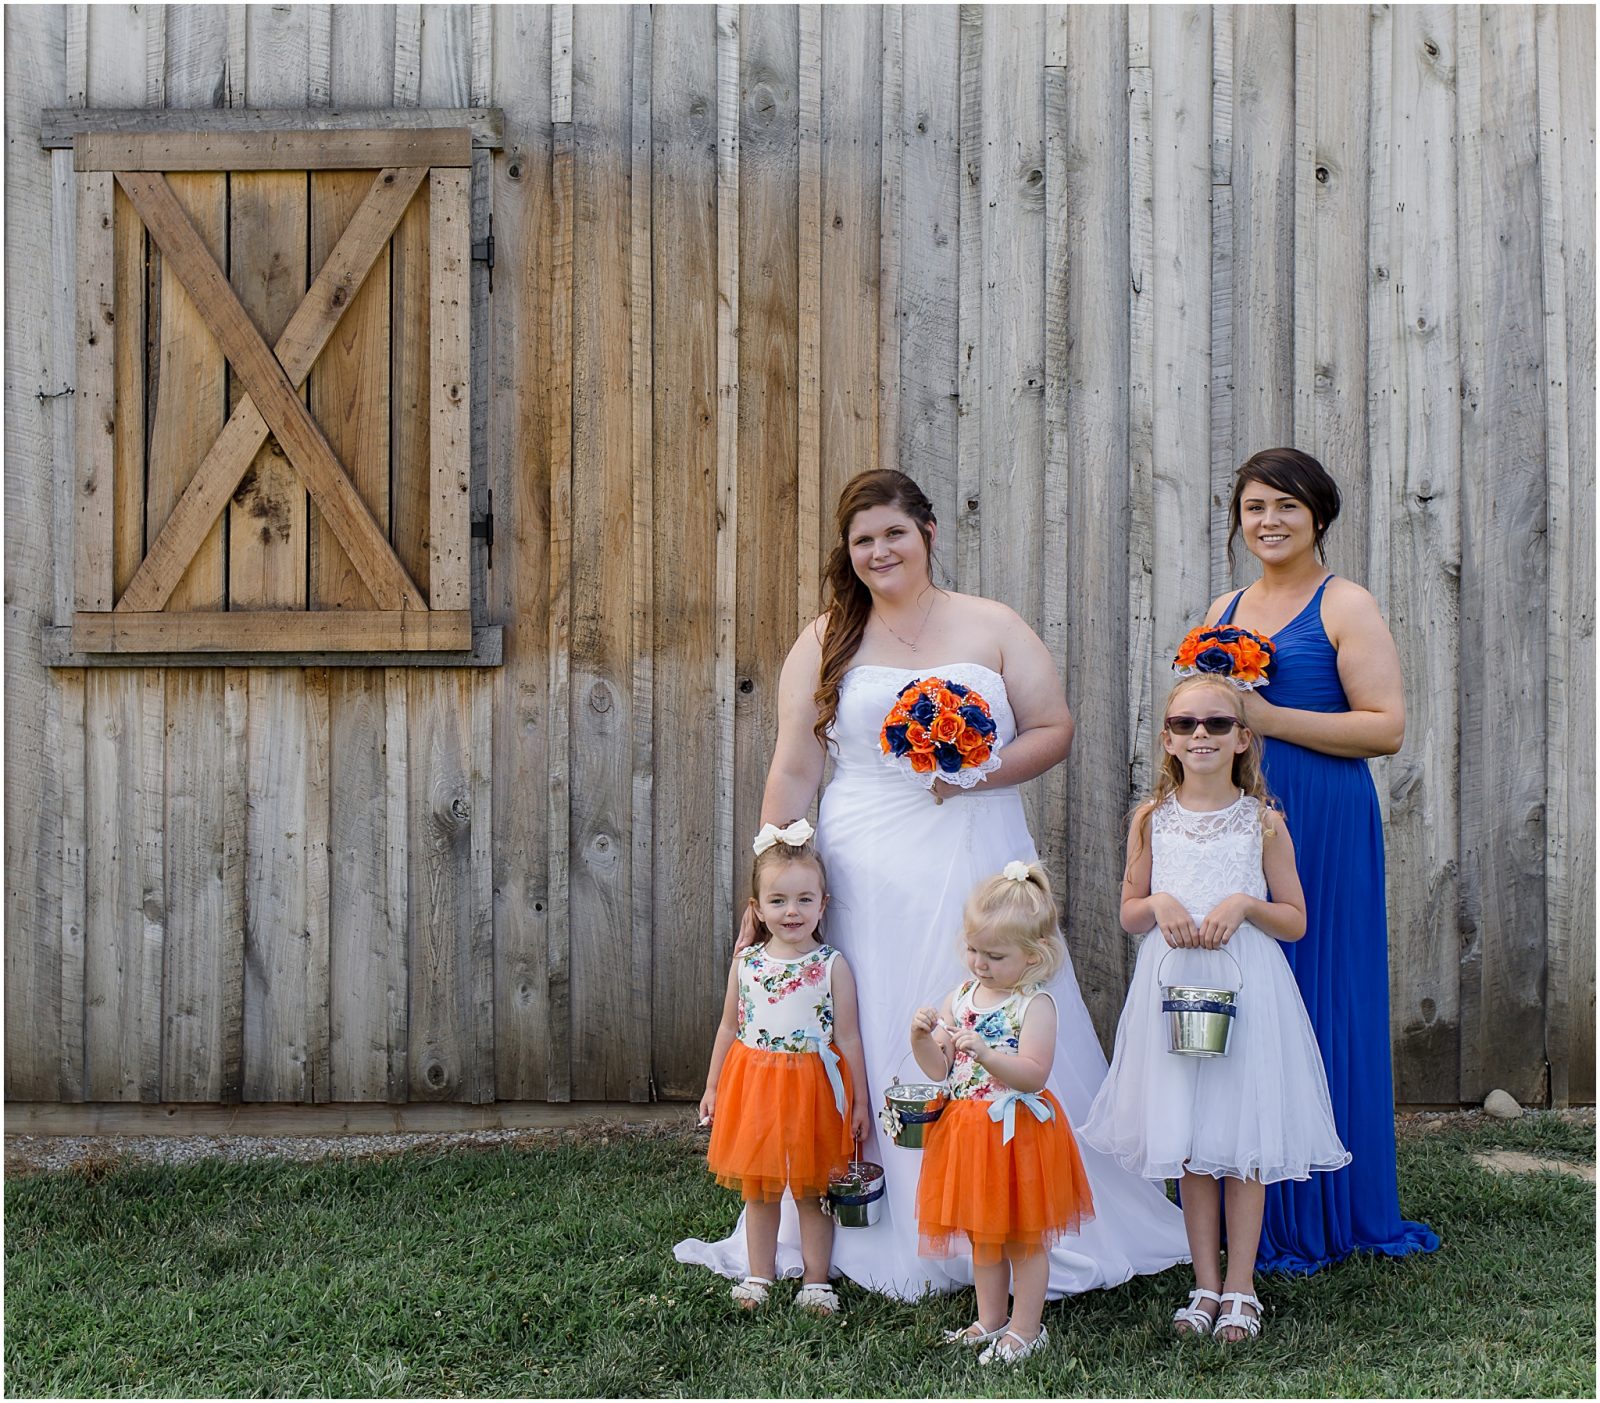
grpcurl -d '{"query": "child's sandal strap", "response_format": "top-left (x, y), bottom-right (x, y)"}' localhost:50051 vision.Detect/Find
top-left (1212, 1291), bottom-right (1263, 1340)
top-left (794, 1282), bottom-right (841, 1315)
top-left (1172, 1288), bottom-right (1222, 1335)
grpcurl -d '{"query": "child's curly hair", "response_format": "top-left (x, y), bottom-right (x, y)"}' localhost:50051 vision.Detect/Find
top-left (961, 862), bottom-right (1066, 987)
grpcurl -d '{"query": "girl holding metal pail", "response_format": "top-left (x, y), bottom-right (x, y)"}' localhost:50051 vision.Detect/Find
top-left (1080, 665), bottom-right (1349, 1344)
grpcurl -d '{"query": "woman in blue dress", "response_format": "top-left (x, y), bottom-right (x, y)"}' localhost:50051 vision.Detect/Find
top-left (1202, 447), bottom-right (1439, 1275)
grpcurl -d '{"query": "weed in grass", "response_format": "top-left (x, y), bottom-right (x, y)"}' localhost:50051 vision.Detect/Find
top-left (4, 1114), bottom-right (1593, 1398)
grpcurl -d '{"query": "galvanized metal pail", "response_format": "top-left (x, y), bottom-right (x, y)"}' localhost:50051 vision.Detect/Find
top-left (1158, 946), bottom-right (1244, 1058)
top-left (823, 1160), bottom-right (885, 1228)
top-left (882, 1080), bottom-right (947, 1149)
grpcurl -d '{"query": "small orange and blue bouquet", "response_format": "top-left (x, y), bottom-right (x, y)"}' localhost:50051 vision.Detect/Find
top-left (1173, 624), bottom-right (1275, 690)
top-left (879, 677), bottom-right (1002, 789)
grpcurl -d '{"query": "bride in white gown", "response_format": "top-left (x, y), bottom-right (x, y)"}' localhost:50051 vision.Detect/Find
top-left (675, 471), bottom-right (1188, 1300)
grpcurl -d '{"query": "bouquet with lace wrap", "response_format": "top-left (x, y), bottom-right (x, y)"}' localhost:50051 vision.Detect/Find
top-left (878, 677), bottom-right (1001, 790)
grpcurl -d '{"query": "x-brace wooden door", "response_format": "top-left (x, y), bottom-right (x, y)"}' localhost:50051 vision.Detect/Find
top-left (72, 128), bottom-right (472, 653)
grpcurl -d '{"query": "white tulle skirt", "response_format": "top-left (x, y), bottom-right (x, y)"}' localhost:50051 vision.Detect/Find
top-left (1079, 929), bottom-right (1351, 1183)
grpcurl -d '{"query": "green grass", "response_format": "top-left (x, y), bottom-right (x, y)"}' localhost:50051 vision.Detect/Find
top-left (5, 1114), bottom-right (1593, 1398)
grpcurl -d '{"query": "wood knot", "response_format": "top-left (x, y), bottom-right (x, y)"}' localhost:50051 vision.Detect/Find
top-left (450, 796), bottom-right (470, 822)
top-left (331, 286), bottom-right (347, 307)
top-left (738, 678), bottom-right (753, 695)
top-left (423, 1059), bottom-right (448, 1088)
top-left (1423, 39), bottom-right (1439, 57)
top-left (448, 383), bottom-right (464, 404)
top-left (1315, 165), bottom-right (1330, 184)
top-left (508, 162), bottom-right (523, 179)
top-left (383, 171), bottom-right (396, 184)
top-left (589, 681), bottom-right (613, 712)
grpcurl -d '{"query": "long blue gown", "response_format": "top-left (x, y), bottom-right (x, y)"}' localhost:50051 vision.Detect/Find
top-left (1219, 578), bottom-right (1439, 1274)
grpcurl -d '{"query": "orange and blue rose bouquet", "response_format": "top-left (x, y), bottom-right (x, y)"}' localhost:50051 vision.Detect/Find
top-left (879, 677), bottom-right (1002, 790)
top-left (1173, 624), bottom-right (1275, 690)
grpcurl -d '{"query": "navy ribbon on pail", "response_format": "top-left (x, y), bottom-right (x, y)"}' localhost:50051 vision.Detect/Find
top-left (1160, 997), bottom-right (1238, 1017)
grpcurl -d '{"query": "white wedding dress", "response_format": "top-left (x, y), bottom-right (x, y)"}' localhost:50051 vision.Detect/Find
top-left (674, 662), bottom-right (1190, 1299)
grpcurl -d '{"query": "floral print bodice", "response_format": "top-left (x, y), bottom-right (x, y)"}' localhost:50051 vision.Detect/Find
top-left (946, 980), bottom-right (1046, 1101)
top-left (735, 943), bottom-right (838, 1053)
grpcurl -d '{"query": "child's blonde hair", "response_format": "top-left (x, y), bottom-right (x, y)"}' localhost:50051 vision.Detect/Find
top-left (961, 862), bottom-right (1066, 987)
top-left (749, 824), bottom-right (829, 944)
top-left (1127, 676), bottom-right (1280, 873)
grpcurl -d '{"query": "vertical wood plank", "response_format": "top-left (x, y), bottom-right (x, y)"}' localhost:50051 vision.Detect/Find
top-left (307, 3), bottom-right (332, 106)
top-left (163, 6), bottom-right (232, 112)
top-left (711, 1), bottom-right (740, 1013)
top-left (394, 5), bottom-right (422, 106)
top-left (137, 670), bottom-right (164, 1103)
top-left (568, 2), bottom-right (637, 1102)
top-left (628, 3), bottom-right (655, 1104)
top-left (145, 2), bottom-right (166, 107)
top-left (1380, 3), bottom-right (1461, 1104)
top-left (112, 178), bottom-right (146, 602)
top-left (329, 4), bottom-right (397, 107)
top-left (896, 5), bottom-right (960, 553)
top-left (877, 3), bottom-right (903, 481)
top-left (391, 175), bottom-right (433, 598)
top-left (59, 672), bottom-right (87, 1101)
top-left (651, 3), bottom-right (722, 1099)
top-left (65, 5), bottom-right (87, 108)
top-left (221, 667), bottom-right (247, 1102)
top-left (976, 5), bottom-right (1045, 675)
top-left (470, 673), bottom-right (495, 1101)
top-left (52, 152), bottom-right (79, 627)
top-left (1127, 30), bottom-right (1156, 805)
top-left (323, 671), bottom-right (399, 1102)
top-left (147, 171), bottom-right (227, 612)
top-left (74, 171), bottom-right (114, 612)
top-left (430, 169), bottom-right (472, 611)
top-left (1146, 6), bottom-right (1211, 749)
top-left (546, 8), bottom-right (576, 1103)
top-left (419, 1), bottom-right (472, 107)
top-left (304, 665), bottom-right (331, 1103)
top-left (819, 1), bottom-right (882, 523)
top-left (1458, 4), bottom-right (1548, 1106)
top-left (407, 672), bottom-right (482, 1101)
top-left (245, 3), bottom-right (313, 108)
top-left (86, 3), bottom-right (152, 107)
top-left (382, 667), bottom-right (411, 1101)
top-left (797, 5), bottom-right (822, 626)
top-left (84, 670), bottom-right (154, 1100)
top-left (1295, 6), bottom-right (1371, 584)
top-left (161, 671), bottom-right (228, 1101)
top-left (243, 669), bottom-right (310, 1102)
top-left (487, 1), bottom-right (553, 1102)
top-left (308, 170), bottom-right (391, 611)
top-left (1228, 3), bottom-right (1295, 577)
top-left (1210, 9), bottom-right (1235, 598)
top-left (955, 3), bottom-right (982, 593)
top-left (736, 3), bottom-right (798, 950)
top-left (1552, 3), bottom-right (1596, 1104)
top-left (1057, 5), bottom-right (1132, 1048)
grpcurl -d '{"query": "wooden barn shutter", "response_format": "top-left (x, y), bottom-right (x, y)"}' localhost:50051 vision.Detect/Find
top-left (70, 128), bottom-right (473, 654)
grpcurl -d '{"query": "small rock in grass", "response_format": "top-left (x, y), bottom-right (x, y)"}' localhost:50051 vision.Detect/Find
top-left (1484, 1088), bottom-right (1522, 1119)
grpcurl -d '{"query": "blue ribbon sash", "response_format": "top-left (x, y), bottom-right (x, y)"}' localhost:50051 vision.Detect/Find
top-left (987, 1089), bottom-right (1054, 1144)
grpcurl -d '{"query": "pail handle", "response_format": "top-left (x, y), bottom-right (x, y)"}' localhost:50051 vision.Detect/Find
top-left (890, 1035), bottom-right (951, 1090)
top-left (1156, 942), bottom-right (1244, 993)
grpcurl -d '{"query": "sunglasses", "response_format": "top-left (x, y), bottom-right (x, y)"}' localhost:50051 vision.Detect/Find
top-left (1164, 714), bottom-right (1244, 737)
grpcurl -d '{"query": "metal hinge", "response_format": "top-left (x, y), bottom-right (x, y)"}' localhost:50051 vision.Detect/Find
top-left (472, 212), bottom-right (494, 293)
top-left (471, 488), bottom-right (494, 570)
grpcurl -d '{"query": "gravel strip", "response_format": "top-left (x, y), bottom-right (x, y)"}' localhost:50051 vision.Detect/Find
top-left (4, 1122), bottom-right (695, 1179)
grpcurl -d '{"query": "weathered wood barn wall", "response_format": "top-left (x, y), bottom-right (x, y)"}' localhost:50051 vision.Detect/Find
top-left (5, 4), bottom-right (1593, 1113)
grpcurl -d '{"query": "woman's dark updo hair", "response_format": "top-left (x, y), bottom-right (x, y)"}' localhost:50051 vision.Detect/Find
top-left (813, 470), bottom-right (938, 748)
top-left (1227, 447), bottom-right (1342, 568)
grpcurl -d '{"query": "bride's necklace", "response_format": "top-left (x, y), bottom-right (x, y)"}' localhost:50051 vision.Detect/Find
top-left (877, 588), bottom-right (938, 653)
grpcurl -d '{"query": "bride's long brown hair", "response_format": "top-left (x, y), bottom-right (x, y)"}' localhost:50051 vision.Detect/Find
top-left (812, 470), bottom-right (939, 749)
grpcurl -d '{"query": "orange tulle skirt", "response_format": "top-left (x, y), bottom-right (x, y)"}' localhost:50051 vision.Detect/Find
top-left (706, 1041), bottom-right (856, 1202)
top-left (916, 1092), bottom-right (1095, 1265)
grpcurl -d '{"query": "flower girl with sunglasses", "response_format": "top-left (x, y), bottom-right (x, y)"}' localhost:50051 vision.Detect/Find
top-left (1080, 671), bottom-right (1348, 1343)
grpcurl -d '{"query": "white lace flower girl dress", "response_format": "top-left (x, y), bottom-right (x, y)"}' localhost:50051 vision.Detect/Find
top-left (1079, 794), bottom-right (1350, 1184)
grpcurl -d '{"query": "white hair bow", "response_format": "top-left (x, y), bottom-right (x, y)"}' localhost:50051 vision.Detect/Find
top-left (1002, 860), bottom-right (1032, 883)
top-left (752, 818), bottom-right (816, 856)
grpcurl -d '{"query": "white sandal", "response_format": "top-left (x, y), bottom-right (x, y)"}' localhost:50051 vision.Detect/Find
top-left (1213, 1290), bottom-right (1264, 1342)
top-left (729, 1275), bottom-right (773, 1309)
top-left (794, 1282), bottom-right (841, 1316)
top-left (979, 1325), bottom-right (1049, 1365)
top-left (1172, 1287), bottom-right (1223, 1337)
top-left (940, 1317), bottom-right (1010, 1348)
